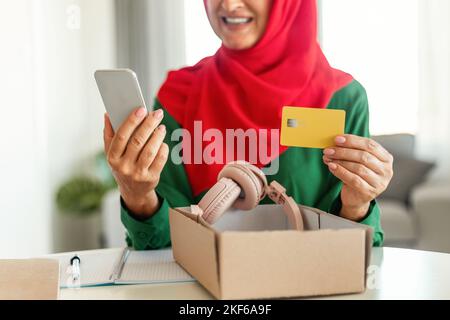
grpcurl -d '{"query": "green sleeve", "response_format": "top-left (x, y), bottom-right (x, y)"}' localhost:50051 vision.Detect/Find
top-left (121, 100), bottom-right (195, 250)
top-left (324, 80), bottom-right (384, 247)
top-left (121, 195), bottom-right (171, 249)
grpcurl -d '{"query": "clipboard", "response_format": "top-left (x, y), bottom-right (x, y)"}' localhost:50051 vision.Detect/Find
top-left (55, 248), bottom-right (194, 288)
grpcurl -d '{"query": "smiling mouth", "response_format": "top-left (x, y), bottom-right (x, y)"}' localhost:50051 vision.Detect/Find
top-left (221, 16), bottom-right (254, 25)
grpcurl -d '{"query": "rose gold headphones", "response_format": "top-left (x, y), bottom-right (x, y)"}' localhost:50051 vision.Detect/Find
top-left (192, 161), bottom-right (304, 231)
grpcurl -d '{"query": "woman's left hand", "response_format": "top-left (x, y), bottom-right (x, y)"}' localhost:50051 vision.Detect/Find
top-left (323, 135), bottom-right (394, 222)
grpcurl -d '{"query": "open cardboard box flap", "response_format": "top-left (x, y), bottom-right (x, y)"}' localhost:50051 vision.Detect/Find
top-left (170, 204), bottom-right (373, 300)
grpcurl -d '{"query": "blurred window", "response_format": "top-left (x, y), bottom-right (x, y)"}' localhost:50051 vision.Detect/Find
top-left (183, 0), bottom-right (420, 135)
top-left (184, 1), bottom-right (221, 65)
top-left (321, 0), bottom-right (419, 135)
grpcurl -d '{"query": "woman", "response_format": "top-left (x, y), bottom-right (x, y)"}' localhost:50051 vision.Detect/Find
top-left (103, 0), bottom-right (393, 249)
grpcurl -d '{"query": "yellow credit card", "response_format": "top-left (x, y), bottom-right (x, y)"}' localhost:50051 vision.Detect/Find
top-left (280, 106), bottom-right (346, 149)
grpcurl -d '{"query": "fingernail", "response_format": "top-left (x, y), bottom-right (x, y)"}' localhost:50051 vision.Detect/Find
top-left (336, 136), bottom-right (346, 144)
top-left (153, 109), bottom-right (164, 119)
top-left (159, 125), bottom-right (166, 132)
top-left (328, 163), bottom-right (338, 170)
top-left (324, 148), bottom-right (335, 156)
top-left (135, 107), bottom-right (147, 118)
top-left (323, 156), bottom-right (331, 163)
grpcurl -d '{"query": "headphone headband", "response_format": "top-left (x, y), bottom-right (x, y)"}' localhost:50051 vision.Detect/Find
top-left (196, 162), bottom-right (304, 231)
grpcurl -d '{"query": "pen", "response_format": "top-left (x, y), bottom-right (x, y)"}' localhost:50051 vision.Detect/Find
top-left (70, 255), bottom-right (81, 282)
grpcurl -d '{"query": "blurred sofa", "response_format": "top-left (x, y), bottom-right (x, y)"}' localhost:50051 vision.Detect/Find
top-left (373, 134), bottom-right (450, 253)
top-left (101, 134), bottom-right (450, 253)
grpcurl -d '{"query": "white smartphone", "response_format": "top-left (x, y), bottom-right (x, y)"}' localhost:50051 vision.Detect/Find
top-left (94, 69), bottom-right (148, 131)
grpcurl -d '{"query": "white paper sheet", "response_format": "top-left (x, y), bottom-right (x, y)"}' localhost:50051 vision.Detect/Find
top-left (53, 248), bottom-right (194, 288)
top-left (117, 249), bottom-right (194, 284)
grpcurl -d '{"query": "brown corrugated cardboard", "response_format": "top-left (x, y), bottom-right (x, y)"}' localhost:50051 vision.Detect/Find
top-left (170, 204), bottom-right (372, 300)
top-left (170, 208), bottom-right (221, 298)
top-left (0, 259), bottom-right (60, 300)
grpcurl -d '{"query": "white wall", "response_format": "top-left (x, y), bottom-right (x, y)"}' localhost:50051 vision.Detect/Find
top-left (0, 0), bottom-right (50, 258)
top-left (116, 0), bottom-right (187, 105)
top-left (321, 0), bottom-right (419, 136)
top-left (184, 0), bottom-right (221, 66)
top-left (417, 0), bottom-right (450, 181)
top-left (0, 0), bottom-right (117, 258)
top-left (43, 0), bottom-right (117, 253)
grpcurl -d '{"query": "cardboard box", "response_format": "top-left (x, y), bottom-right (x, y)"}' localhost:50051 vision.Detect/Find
top-left (170, 204), bottom-right (373, 300)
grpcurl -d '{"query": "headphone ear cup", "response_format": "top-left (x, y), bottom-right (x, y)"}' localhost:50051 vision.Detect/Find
top-left (198, 162), bottom-right (269, 225)
top-left (239, 162), bottom-right (268, 200)
top-left (218, 162), bottom-right (267, 210)
top-left (198, 178), bottom-right (241, 224)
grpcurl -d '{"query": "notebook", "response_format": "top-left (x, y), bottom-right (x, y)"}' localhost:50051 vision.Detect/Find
top-left (54, 248), bottom-right (195, 288)
top-left (0, 259), bottom-right (60, 300)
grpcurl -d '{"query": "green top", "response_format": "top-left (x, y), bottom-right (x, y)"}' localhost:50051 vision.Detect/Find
top-left (121, 80), bottom-right (384, 250)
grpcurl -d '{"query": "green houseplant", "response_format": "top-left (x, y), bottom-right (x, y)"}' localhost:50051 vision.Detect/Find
top-left (56, 176), bottom-right (107, 216)
top-left (54, 151), bottom-right (117, 251)
top-left (56, 151), bottom-right (117, 215)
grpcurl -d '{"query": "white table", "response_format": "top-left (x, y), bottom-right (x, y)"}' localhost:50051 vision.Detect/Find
top-left (58, 247), bottom-right (450, 300)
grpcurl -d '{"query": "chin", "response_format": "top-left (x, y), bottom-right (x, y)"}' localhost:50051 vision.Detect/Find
top-left (222, 37), bottom-right (258, 51)
top-left (223, 42), bottom-right (255, 50)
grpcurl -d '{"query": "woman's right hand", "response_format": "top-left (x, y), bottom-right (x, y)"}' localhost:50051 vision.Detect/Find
top-left (103, 107), bottom-right (169, 220)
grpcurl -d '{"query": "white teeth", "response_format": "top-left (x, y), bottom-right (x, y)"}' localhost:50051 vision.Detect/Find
top-left (224, 17), bottom-right (252, 24)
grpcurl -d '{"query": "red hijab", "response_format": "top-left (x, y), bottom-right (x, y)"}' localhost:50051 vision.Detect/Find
top-left (158, 0), bottom-right (353, 197)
